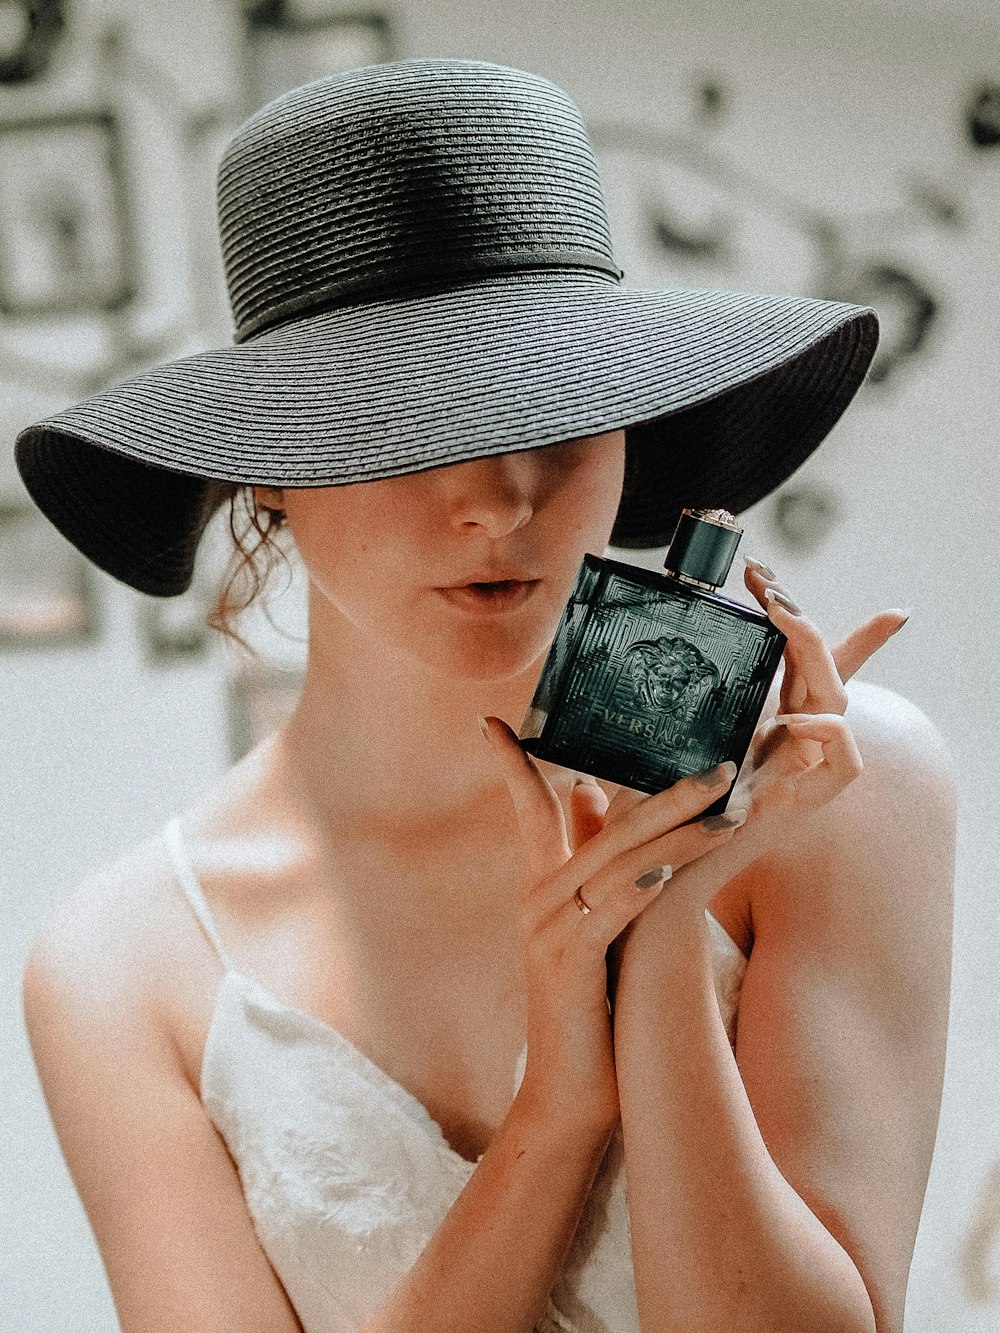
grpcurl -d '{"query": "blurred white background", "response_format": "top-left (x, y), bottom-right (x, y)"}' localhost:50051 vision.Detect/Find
top-left (1, 0), bottom-right (998, 1328)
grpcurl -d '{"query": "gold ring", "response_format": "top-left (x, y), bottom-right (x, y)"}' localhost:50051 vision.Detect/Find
top-left (573, 886), bottom-right (591, 915)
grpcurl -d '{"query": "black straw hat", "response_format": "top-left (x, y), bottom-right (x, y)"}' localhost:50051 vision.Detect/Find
top-left (13, 58), bottom-right (878, 598)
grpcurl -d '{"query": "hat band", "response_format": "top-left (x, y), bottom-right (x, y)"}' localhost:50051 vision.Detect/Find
top-left (235, 246), bottom-right (625, 343)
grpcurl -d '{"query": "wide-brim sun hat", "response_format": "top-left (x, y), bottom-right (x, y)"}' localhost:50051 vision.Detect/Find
top-left (13, 58), bottom-right (878, 598)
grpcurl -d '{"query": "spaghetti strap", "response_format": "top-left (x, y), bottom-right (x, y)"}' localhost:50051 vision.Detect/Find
top-left (163, 816), bottom-right (236, 973)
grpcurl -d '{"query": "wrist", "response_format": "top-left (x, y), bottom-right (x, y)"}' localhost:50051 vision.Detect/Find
top-left (617, 893), bottom-right (713, 990)
top-left (623, 879), bottom-right (709, 951)
top-left (511, 1079), bottom-right (619, 1155)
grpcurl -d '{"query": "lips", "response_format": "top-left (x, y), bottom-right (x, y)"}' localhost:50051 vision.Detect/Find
top-left (441, 572), bottom-right (538, 587)
top-left (436, 579), bottom-right (541, 614)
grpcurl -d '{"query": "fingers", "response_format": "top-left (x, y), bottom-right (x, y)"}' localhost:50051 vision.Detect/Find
top-left (769, 711), bottom-right (863, 805)
top-left (745, 559), bottom-right (836, 713)
top-left (543, 799), bottom-right (749, 958)
top-left (479, 715), bottom-right (572, 880)
top-left (743, 555), bottom-right (785, 609)
top-left (604, 782), bottom-right (650, 825)
top-left (577, 801), bottom-right (747, 910)
top-left (480, 719), bottom-right (744, 943)
top-left (749, 716), bottom-right (786, 768)
top-left (530, 761), bottom-right (744, 925)
top-left (570, 776), bottom-right (609, 851)
top-left (745, 557), bottom-right (910, 701)
top-left (831, 610), bottom-right (910, 682)
top-left (553, 862), bottom-right (670, 965)
top-left (763, 589), bottom-right (849, 715)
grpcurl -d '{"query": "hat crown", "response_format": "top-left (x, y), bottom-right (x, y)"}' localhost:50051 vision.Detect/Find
top-left (217, 59), bottom-right (621, 341)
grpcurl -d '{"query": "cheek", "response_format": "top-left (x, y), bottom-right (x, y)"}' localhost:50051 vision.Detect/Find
top-left (290, 510), bottom-right (392, 612)
top-left (562, 445), bottom-right (626, 535)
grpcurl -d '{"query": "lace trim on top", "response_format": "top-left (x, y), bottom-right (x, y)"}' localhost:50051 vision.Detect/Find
top-left (162, 814), bottom-right (749, 1333)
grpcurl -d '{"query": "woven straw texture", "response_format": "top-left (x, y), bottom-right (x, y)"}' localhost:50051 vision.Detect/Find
top-left (13, 59), bottom-right (878, 597)
top-left (219, 60), bottom-right (621, 339)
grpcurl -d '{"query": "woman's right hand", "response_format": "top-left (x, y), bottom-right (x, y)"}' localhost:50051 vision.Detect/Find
top-left (479, 715), bottom-right (745, 1136)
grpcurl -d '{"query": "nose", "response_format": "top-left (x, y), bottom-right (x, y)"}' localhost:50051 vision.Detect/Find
top-left (446, 450), bottom-right (536, 538)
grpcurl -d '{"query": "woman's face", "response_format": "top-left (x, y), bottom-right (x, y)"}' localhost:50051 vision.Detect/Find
top-left (255, 430), bottom-right (627, 682)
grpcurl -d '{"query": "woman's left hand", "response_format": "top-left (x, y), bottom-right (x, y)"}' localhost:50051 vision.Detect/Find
top-left (729, 564), bottom-right (905, 829)
top-left (607, 563), bottom-right (909, 940)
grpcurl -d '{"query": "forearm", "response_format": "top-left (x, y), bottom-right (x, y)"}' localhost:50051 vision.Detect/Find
top-left (614, 910), bottom-right (876, 1333)
top-left (363, 1089), bottom-right (614, 1333)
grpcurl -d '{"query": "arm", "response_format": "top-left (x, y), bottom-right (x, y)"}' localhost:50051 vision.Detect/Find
top-left (613, 684), bottom-right (954, 1333)
top-left (23, 915), bottom-right (305, 1333)
top-left (23, 889), bottom-right (614, 1333)
top-left (365, 1091), bottom-right (614, 1332)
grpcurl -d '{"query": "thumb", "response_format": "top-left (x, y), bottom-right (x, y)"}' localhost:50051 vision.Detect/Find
top-left (569, 775), bottom-right (609, 851)
top-left (478, 715), bottom-right (572, 880)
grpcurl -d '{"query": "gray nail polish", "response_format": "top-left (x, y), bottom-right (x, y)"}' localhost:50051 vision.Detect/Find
top-left (635, 865), bottom-right (672, 889)
top-left (764, 587), bottom-right (801, 615)
top-left (743, 555), bottom-right (776, 579)
top-left (694, 760), bottom-right (737, 787)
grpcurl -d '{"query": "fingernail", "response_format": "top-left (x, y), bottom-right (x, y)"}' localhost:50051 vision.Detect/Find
top-left (773, 714), bottom-right (804, 725)
top-left (635, 864), bottom-right (672, 889)
top-left (694, 760), bottom-right (738, 787)
top-left (764, 587), bottom-right (801, 615)
top-left (573, 773), bottom-right (601, 790)
top-left (743, 555), bottom-right (776, 580)
top-left (477, 714), bottom-right (492, 742)
top-left (702, 808), bottom-right (748, 832)
top-left (889, 610), bottom-right (911, 635)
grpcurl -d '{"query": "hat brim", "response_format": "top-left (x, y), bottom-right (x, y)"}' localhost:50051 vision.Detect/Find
top-left (15, 270), bottom-right (877, 596)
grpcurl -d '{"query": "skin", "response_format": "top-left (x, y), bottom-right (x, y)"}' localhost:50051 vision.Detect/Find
top-left (484, 564), bottom-right (954, 1331)
top-left (252, 433), bottom-right (627, 843)
top-left (22, 429), bottom-right (954, 1331)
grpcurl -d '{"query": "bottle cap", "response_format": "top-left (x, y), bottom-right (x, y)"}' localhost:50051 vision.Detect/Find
top-left (662, 508), bottom-right (743, 589)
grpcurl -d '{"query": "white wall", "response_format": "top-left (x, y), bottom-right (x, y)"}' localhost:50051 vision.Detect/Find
top-left (2, 1), bottom-right (998, 1328)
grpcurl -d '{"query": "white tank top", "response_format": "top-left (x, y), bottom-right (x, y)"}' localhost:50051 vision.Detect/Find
top-left (163, 814), bottom-right (748, 1332)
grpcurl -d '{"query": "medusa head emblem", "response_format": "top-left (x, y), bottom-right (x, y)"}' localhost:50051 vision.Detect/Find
top-left (621, 635), bottom-right (721, 713)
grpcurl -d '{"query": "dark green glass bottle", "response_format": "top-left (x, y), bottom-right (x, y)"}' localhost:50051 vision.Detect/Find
top-left (519, 509), bottom-right (785, 814)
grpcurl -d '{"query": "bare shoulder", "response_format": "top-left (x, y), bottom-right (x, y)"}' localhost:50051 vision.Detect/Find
top-left (843, 677), bottom-right (955, 779)
top-left (22, 825), bottom-right (203, 1064)
top-left (747, 677), bottom-right (956, 955)
top-left (21, 832), bottom-right (186, 1191)
top-left (23, 731), bottom-right (287, 1010)
top-left (733, 693), bottom-right (955, 1333)
top-left (21, 825), bottom-right (305, 1331)
top-left (790, 677), bottom-right (953, 847)
top-left (833, 678), bottom-right (957, 873)
top-left (25, 832), bottom-right (158, 988)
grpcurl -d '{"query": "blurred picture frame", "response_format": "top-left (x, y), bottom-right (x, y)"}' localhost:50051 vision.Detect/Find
top-left (226, 661), bottom-right (305, 762)
top-left (0, 499), bottom-right (99, 648)
top-left (0, 0), bottom-right (66, 85)
top-left (244, 3), bottom-right (394, 110)
top-left (0, 110), bottom-right (135, 317)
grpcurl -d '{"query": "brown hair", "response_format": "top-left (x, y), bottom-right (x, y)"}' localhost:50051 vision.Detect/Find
top-left (203, 482), bottom-right (293, 657)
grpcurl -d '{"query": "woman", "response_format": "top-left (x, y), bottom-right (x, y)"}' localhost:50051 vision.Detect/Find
top-left (18, 59), bottom-right (953, 1332)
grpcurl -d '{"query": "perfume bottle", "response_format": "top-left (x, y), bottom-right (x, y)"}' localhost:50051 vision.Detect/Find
top-left (519, 509), bottom-right (786, 815)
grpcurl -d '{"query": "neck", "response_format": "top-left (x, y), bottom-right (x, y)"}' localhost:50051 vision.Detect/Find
top-left (273, 594), bottom-right (563, 846)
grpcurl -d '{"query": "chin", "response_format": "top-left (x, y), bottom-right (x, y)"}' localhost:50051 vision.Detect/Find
top-left (437, 648), bottom-right (545, 684)
top-left (409, 628), bottom-right (552, 685)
